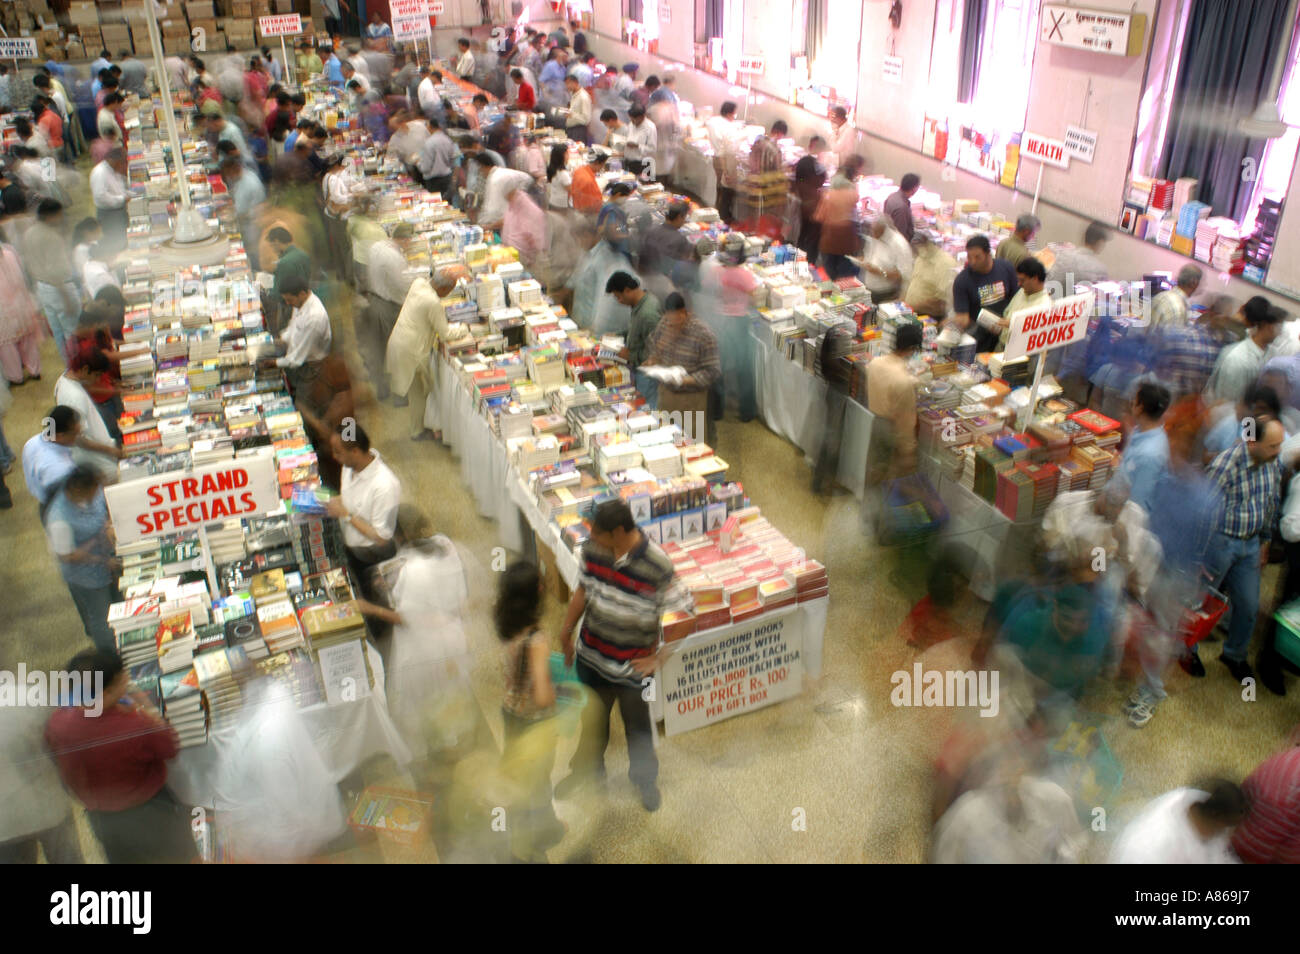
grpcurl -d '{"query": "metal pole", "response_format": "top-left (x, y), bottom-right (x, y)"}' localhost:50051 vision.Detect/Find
top-left (145, 0), bottom-right (190, 211)
top-left (280, 35), bottom-right (291, 89)
top-left (1031, 161), bottom-right (1044, 216)
top-left (1021, 343), bottom-right (1046, 432)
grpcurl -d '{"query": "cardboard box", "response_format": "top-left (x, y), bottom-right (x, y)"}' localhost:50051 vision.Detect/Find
top-left (185, 0), bottom-right (217, 18)
top-left (68, 1), bottom-right (100, 26)
top-left (231, 0), bottom-right (253, 17)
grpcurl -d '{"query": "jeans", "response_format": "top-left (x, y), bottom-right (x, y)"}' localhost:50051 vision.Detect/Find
top-left (86, 787), bottom-right (198, 864)
top-left (67, 581), bottom-right (120, 654)
top-left (1203, 532), bottom-right (1262, 663)
top-left (821, 254), bottom-right (859, 280)
top-left (569, 655), bottom-right (658, 790)
top-left (35, 280), bottom-right (80, 366)
top-left (633, 368), bottom-right (658, 409)
top-left (425, 173), bottom-right (452, 200)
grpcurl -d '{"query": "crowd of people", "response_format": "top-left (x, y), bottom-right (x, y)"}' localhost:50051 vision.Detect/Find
top-left (0, 20), bottom-right (1297, 867)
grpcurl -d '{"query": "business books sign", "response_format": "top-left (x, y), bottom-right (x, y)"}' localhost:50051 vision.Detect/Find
top-left (1002, 291), bottom-right (1096, 361)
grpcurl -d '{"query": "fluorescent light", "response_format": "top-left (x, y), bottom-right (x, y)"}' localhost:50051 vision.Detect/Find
top-left (1239, 101), bottom-right (1292, 139)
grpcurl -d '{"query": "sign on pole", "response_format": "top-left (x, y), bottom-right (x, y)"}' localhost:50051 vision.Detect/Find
top-left (257, 13), bottom-right (302, 38)
top-left (1021, 131), bottom-right (1070, 169)
top-left (735, 55), bottom-right (765, 75)
top-left (391, 0), bottom-right (432, 41)
top-left (1063, 125), bottom-right (1098, 163)
top-left (1003, 291), bottom-right (1096, 362)
top-left (0, 37), bottom-right (39, 59)
top-left (105, 455), bottom-right (281, 545)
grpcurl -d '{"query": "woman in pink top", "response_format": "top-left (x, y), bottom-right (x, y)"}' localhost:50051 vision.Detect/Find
top-left (707, 235), bottom-right (760, 421)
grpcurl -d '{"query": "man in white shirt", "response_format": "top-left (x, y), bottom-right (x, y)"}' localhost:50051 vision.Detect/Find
top-left (454, 38), bottom-right (476, 80)
top-left (81, 244), bottom-right (121, 301)
top-left (360, 223), bottom-right (417, 395)
top-left (416, 66), bottom-right (442, 124)
top-left (276, 276), bottom-right (332, 394)
top-left (387, 113), bottom-right (430, 169)
top-left (475, 157), bottom-right (535, 234)
top-left (829, 105), bottom-right (859, 170)
top-left (327, 422), bottom-right (402, 605)
top-left (564, 74), bottom-right (593, 145)
top-left (858, 216), bottom-right (913, 302)
top-left (340, 61), bottom-right (369, 96)
top-left (624, 105), bottom-right (657, 178)
top-left (706, 101), bottom-right (740, 220)
top-left (89, 148), bottom-right (129, 255)
top-left (1110, 783), bottom-right (1245, 864)
top-left (1206, 298), bottom-right (1284, 406)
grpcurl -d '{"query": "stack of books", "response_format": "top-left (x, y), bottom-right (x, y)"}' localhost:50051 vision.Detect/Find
top-left (193, 647), bottom-right (247, 732)
top-left (160, 667), bottom-right (207, 747)
top-left (300, 601), bottom-right (369, 658)
top-left (156, 610), bottom-right (198, 674)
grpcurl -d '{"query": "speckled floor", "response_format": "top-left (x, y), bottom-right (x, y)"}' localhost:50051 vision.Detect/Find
top-left (5, 280), bottom-right (1296, 864)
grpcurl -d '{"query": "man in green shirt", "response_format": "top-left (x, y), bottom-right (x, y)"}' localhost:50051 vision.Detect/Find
top-left (994, 213), bottom-right (1039, 268)
top-left (297, 41), bottom-right (323, 77)
top-left (266, 227), bottom-right (312, 335)
top-left (605, 271), bottom-right (663, 406)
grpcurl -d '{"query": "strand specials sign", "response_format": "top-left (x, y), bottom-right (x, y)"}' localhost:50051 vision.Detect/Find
top-left (0, 37), bottom-right (39, 59)
top-left (1002, 291), bottom-right (1096, 361)
top-left (258, 13), bottom-right (303, 37)
top-left (1022, 131), bottom-right (1069, 169)
top-left (391, 0), bottom-right (432, 41)
top-left (659, 609), bottom-right (804, 736)
top-left (105, 455), bottom-right (280, 543)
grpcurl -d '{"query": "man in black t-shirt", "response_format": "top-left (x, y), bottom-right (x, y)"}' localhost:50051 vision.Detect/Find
top-left (951, 234), bottom-right (1018, 353)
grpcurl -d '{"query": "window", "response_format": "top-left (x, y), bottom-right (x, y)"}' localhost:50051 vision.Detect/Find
top-left (622, 0), bottom-right (660, 48)
top-left (1243, 26), bottom-right (1300, 233)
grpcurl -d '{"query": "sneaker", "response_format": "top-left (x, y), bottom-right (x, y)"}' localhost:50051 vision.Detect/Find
top-left (1179, 651), bottom-right (1206, 678)
top-left (1220, 656), bottom-right (1254, 683)
top-left (1127, 699), bottom-right (1157, 728)
top-left (638, 784), bottom-right (661, 812)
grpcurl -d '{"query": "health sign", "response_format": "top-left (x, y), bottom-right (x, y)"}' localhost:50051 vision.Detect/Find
top-left (1022, 131), bottom-right (1070, 168)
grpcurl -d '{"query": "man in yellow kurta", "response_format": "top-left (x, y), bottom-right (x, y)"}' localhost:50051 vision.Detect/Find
top-left (385, 265), bottom-right (470, 440)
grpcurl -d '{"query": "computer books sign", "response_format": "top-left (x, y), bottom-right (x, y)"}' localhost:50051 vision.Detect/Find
top-left (257, 13), bottom-right (302, 37)
top-left (659, 608), bottom-right (804, 736)
top-left (391, 0), bottom-right (432, 40)
top-left (105, 455), bottom-right (280, 543)
top-left (1002, 291), bottom-right (1096, 361)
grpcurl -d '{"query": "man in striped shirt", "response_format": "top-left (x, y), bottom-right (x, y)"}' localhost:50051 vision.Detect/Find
top-left (1232, 746), bottom-right (1300, 863)
top-left (1187, 416), bottom-right (1285, 682)
top-left (559, 499), bottom-right (689, 811)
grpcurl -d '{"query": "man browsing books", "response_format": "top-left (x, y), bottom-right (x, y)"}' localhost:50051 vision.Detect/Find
top-left (327, 422), bottom-right (401, 617)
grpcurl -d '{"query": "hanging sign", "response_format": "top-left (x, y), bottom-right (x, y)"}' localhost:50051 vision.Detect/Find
top-left (735, 55), bottom-right (766, 75)
top-left (257, 13), bottom-right (302, 37)
top-left (1040, 4), bottom-right (1146, 57)
top-left (428, 1), bottom-right (445, 12)
top-left (1003, 291), bottom-right (1096, 361)
top-left (1022, 130), bottom-right (1070, 168)
top-left (391, 0), bottom-right (432, 40)
top-left (882, 54), bottom-right (903, 84)
top-left (1063, 125), bottom-right (1097, 163)
top-left (105, 455), bottom-right (281, 544)
top-left (0, 37), bottom-right (39, 59)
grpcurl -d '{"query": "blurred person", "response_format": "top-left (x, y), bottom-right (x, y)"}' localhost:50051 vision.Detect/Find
top-left (605, 271), bottom-right (662, 406)
top-left (789, 134), bottom-right (826, 255)
top-left (638, 201), bottom-right (695, 292)
top-left (904, 229), bottom-right (958, 319)
top-left (511, 133), bottom-right (547, 185)
top-left (71, 217), bottom-right (103, 279)
top-left (501, 177), bottom-right (547, 269)
top-left (0, 233), bottom-right (41, 384)
top-left (1184, 415), bottom-right (1286, 682)
top-left (1260, 439), bottom-right (1300, 695)
top-left (345, 196), bottom-right (386, 293)
top-left (546, 142), bottom-right (573, 210)
top-left (563, 74), bottom-right (593, 145)
top-left (864, 321), bottom-right (922, 487)
top-left (707, 101), bottom-right (741, 224)
top-left (1205, 297), bottom-right (1283, 405)
top-left (0, 694), bottom-right (82, 863)
top-left (951, 233), bottom-right (1018, 353)
top-left (829, 105), bottom-right (859, 169)
top-left (476, 154), bottom-right (535, 234)
top-left (80, 241), bottom-right (121, 300)
top-left (748, 120), bottom-right (786, 175)
top-left (998, 581), bottom-right (1112, 707)
top-left (884, 172), bottom-right (920, 241)
top-left (496, 560), bottom-right (565, 862)
top-left (931, 749), bottom-right (1085, 863)
top-left (89, 148), bottom-right (129, 256)
top-left (417, 117), bottom-right (459, 199)
top-left (815, 153), bottom-right (866, 280)
top-left (358, 223), bottom-right (417, 399)
top-left (1117, 381), bottom-right (1172, 514)
top-left (509, 68), bottom-right (537, 111)
top-left (54, 352), bottom-right (121, 483)
top-left (595, 180), bottom-right (635, 258)
top-left (45, 648), bottom-right (197, 864)
top-left (1153, 311), bottom-right (1225, 402)
top-left (539, 48), bottom-right (570, 117)
top-left (859, 215), bottom-right (913, 303)
top-left (1148, 264), bottom-right (1203, 336)
top-left (297, 41), bottom-right (324, 77)
top-left (322, 152), bottom-right (361, 280)
top-left (1230, 745), bottom-right (1300, 863)
top-left (22, 199), bottom-right (79, 363)
top-left (275, 275), bottom-right (332, 395)
top-left (321, 0), bottom-right (346, 39)
top-left (327, 421), bottom-right (401, 606)
top-left (44, 465), bottom-right (119, 652)
top-left (290, 347), bottom-right (353, 494)
top-left (12, 146), bottom-right (59, 204)
top-left (1110, 780), bottom-right (1244, 863)
top-left (416, 66), bottom-right (445, 125)
top-left (463, 92), bottom-right (488, 133)
top-left (705, 234), bottom-right (760, 422)
top-left (1201, 382), bottom-right (1282, 462)
top-left (556, 499), bottom-right (690, 812)
top-left (32, 100), bottom-right (64, 159)
top-left (569, 146), bottom-right (607, 216)
top-left (387, 111), bottom-right (431, 173)
top-left (366, 10), bottom-right (393, 45)
top-left (13, 115), bottom-right (52, 161)
top-left (264, 226), bottom-right (312, 334)
top-left (220, 156), bottom-right (265, 270)
top-left (21, 405), bottom-right (81, 517)
top-left (641, 292), bottom-right (721, 436)
top-left (386, 267), bottom-right (472, 439)
top-left (647, 76), bottom-right (681, 188)
top-left (995, 213), bottom-right (1039, 268)
top-left (623, 104), bottom-right (657, 177)
top-left (812, 316), bottom-right (857, 496)
top-left (1044, 221), bottom-right (1110, 296)
top-left (460, 135), bottom-right (504, 216)
top-left (454, 37), bottom-right (476, 80)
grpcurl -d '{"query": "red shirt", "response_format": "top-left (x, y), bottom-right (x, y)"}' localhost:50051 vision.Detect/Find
top-left (1232, 747), bottom-right (1300, 863)
top-left (514, 81), bottom-right (536, 111)
top-left (45, 703), bottom-right (179, 811)
top-left (570, 163), bottom-right (602, 214)
top-left (38, 109), bottom-right (63, 148)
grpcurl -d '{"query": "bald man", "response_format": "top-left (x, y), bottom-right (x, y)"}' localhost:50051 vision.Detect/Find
top-left (385, 266), bottom-right (471, 439)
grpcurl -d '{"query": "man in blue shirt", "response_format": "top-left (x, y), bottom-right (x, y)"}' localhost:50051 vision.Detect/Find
top-left (45, 465), bottom-right (120, 654)
top-left (1117, 381), bottom-right (1171, 514)
top-left (325, 49), bottom-right (345, 89)
top-left (21, 405), bottom-right (82, 517)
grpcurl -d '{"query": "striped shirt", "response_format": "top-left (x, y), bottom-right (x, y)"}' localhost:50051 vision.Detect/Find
top-left (1231, 747), bottom-right (1300, 864)
top-left (647, 314), bottom-right (721, 392)
top-left (1206, 441), bottom-right (1281, 540)
top-left (1155, 322), bottom-right (1220, 399)
top-left (577, 534), bottom-right (689, 687)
